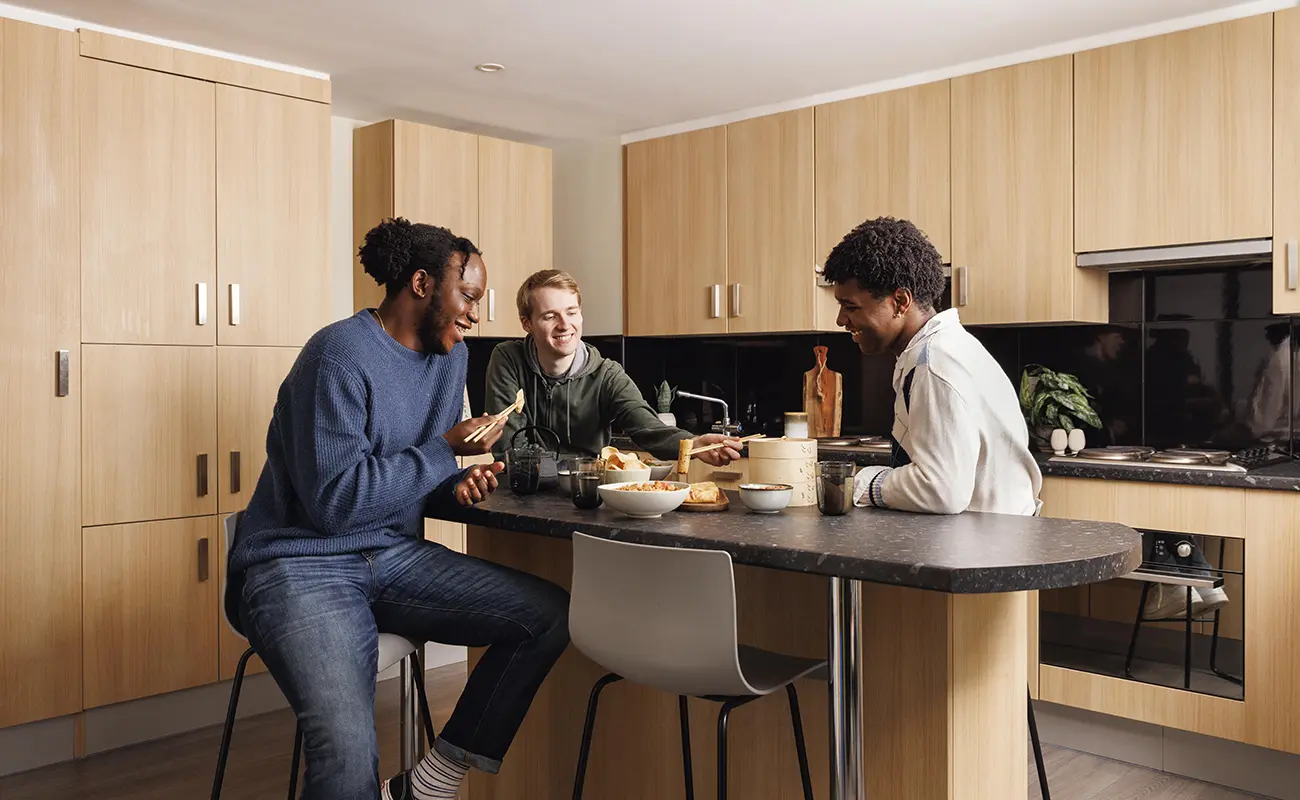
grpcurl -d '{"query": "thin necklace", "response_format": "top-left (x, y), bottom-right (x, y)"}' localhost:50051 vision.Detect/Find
top-left (370, 308), bottom-right (387, 334)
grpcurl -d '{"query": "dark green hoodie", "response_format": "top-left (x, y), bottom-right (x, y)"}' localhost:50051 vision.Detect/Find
top-left (484, 338), bottom-right (692, 461)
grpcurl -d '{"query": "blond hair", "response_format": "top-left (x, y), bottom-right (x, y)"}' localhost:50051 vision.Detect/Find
top-left (516, 270), bottom-right (582, 319)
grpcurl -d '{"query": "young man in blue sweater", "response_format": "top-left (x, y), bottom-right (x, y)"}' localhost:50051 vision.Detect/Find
top-left (228, 218), bottom-right (569, 800)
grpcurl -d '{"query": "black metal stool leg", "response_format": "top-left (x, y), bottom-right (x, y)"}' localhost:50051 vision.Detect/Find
top-left (1125, 583), bottom-right (1152, 678)
top-left (411, 650), bottom-right (437, 745)
top-left (572, 674), bottom-right (622, 800)
top-left (714, 697), bottom-right (757, 800)
top-left (286, 722), bottom-right (303, 800)
top-left (1028, 689), bottom-right (1050, 800)
top-left (678, 696), bottom-right (695, 800)
top-left (785, 685), bottom-right (814, 800)
top-left (211, 646), bottom-right (255, 800)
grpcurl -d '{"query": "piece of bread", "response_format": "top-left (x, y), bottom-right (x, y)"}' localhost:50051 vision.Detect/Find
top-left (687, 482), bottom-right (720, 504)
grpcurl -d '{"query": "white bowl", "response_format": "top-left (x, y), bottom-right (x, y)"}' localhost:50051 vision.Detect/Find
top-left (647, 460), bottom-right (675, 481)
top-left (603, 465), bottom-right (652, 485)
top-left (738, 483), bottom-right (794, 514)
top-left (598, 480), bottom-right (689, 518)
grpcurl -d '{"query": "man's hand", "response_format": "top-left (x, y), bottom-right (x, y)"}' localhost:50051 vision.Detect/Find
top-left (455, 462), bottom-right (505, 506)
top-left (444, 415), bottom-right (504, 457)
top-left (690, 434), bottom-right (742, 467)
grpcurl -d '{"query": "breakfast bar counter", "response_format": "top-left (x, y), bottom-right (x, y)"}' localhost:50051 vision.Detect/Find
top-left (429, 491), bottom-right (1141, 799)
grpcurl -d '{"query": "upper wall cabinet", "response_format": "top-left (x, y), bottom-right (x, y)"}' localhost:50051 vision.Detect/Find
top-left (813, 83), bottom-right (950, 331)
top-left (80, 59), bottom-right (216, 345)
top-left (478, 137), bottom-right (554, 337)
top-left (354, 120), bottom-right (480, 313)
top-left (216, 86), bottom-right (330, 347)
top-left (1074, 15), bottom-right (1273, 252)
top-left (625, 127), bottom-right (728, 336)
top-left (952, 56), bottom-right (1107, 325)
top-left (1275, 8), bottom-right (1300, 314)
top-left (727, 109), bottom-right (815, 334)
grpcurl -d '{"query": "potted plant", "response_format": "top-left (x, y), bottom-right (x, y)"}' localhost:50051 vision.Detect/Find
top-left (1019, 365), bottom-right (1102, 452)
top-left (655, 381), bottom-right (677, 426)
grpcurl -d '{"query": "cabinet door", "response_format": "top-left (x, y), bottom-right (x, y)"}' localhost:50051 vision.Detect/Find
top-left (625, 128), bottom-right (728, 336)
top-left (80, 59), bottom-right (215, 345)
top-left (0, 20), bottom-right (81, 729)
top-left (815, 83), bottom-right (950, 331)
top-left (83, 516), bottom-right (219, 707)
top-left (952, 57), bottom-right (1107, 325)
top-left (1275, 8), bottom-right (1300, 314)
top-left (217, 346), bottom-right (298, 512)
top-left (1075, 15), bottom-right (1272, 252)
top-left (82, 345), bottom-right (218, 525)
top-left (478, 136), bottom-right (552, 337)
top-left (726, 109), bottom-right (815, 333)
top-left (216, 86), bottom-right (330, 346)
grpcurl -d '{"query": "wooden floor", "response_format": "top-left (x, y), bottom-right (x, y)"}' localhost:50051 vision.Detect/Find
top-left (0, 663), bottom-right (1270, 800)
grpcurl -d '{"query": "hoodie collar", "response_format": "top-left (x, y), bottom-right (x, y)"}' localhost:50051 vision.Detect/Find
top-left (524, 336), bottom-right (600, 383)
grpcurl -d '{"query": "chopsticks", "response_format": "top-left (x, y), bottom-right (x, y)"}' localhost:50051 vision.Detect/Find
top-left (687, 433), bottom-right (766, 457)
top-left (466, 389), bottom-right (524, 444)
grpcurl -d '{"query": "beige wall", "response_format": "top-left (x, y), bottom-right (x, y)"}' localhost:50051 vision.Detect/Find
top-left (552, 138), bottom-right (624, 335)
top-left (331, 116), bottom-right (368, 319)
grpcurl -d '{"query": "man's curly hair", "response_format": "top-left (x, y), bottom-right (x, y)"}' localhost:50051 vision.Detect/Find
top-left (822, 217), bottom-right (945, 310)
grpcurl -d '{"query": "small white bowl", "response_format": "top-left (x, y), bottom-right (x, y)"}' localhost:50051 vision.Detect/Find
top-left (603, 465), bottom-right (652, 485)
top-left (647, 460), bottom-right (675, 481)
top-left (598, 481), bottom-right (689, 518)
top-left (738, 483), bottom-right (794, 514)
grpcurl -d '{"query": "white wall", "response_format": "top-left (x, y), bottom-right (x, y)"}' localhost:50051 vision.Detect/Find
top-left (330, 116), bottom-right (368, 319)
top-left (552, 138), bottom-right (624, 335)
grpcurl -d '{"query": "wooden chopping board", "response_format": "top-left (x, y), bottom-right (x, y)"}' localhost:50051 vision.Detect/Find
top-left (803, 345), bottom-right (842, 438)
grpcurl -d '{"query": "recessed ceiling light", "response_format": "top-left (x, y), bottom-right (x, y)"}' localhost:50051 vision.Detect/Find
top-left (475, 63), bottom-right (505, 73)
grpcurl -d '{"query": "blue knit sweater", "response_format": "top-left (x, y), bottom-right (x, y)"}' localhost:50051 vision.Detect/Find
top-left (228, 310), bottom-right (466, 577)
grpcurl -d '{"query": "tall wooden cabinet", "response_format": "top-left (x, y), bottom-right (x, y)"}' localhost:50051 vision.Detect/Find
top-left (952, 56), bottom-right (1106, 325)
top-left (0, 19), bottom-right (82, 730)
top-left (478, 137), bottom-right (554, 336)
top-left (1075, 15), bottom-right (1273, 252)
top-left (1275, 7), bottom-right (1300, 314)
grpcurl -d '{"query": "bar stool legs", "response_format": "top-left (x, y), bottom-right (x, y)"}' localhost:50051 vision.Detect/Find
top-left (678, 696), bottom-right (695, 800)
top-left (287, 724), bottom-right (303, 800)
top-left (1029, 689), bottom-right (1050, 800)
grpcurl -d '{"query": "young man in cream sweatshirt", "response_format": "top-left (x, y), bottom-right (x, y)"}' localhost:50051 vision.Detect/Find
top-left (821, 216), bottom-right (1043, 516)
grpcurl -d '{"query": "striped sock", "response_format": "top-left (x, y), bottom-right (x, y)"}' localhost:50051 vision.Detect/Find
top-left (381, 743), bottom-right (469, 800)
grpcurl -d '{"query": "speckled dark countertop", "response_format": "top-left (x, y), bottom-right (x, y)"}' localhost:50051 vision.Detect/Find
top-left (815, 445), bottom-right (1300, 492)
top-left (429, 489), bottom-right (1140, 595)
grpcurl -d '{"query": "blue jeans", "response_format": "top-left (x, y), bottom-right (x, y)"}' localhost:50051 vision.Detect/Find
top-left (238, 536), bottom-right (570, 800)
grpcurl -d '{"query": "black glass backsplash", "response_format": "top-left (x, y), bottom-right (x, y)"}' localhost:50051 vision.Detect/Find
top-left (465, 266), bottom-right (1297, 452)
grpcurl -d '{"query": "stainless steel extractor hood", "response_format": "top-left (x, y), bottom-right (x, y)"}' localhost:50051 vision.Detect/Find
top-left (1076, 238), bottom-right (1272, 272)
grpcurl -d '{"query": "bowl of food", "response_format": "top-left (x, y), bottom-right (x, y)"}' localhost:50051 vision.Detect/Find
top-left (738, 483), bottom-right (794, 514)
top-left (646, 458), bottom-right (676, 481)
top-left (600, 446), bottom-right (653, 484)
top-left (597, 481), bottom-right (690, 518)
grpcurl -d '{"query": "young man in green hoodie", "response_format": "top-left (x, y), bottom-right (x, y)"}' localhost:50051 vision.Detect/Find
top-left (484, 270), bottom-right (741, 465)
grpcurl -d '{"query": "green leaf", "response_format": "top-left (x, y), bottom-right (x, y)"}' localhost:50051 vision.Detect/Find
top-left (1052, 392), bottom-right (1102, 429)
top-left (1055, 373), bottom-right (1094, 399)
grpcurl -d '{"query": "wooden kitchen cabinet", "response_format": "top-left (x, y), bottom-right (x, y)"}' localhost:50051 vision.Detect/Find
top-left (216, 85), bottom-right (331, 347)
top-left (353, 120), bottom-right (481, 314)
top-left (1075, 14), bottom-right (1272, 252)
top-left (82, 345), bottom-right (218, 526)
top-left (726, 108), bottom-right (815, 333)
top-left (79, 58), bottom-right (216, 345)
top-left (814, 82), bottom-right (950, 331)
top-left (1274, 8), bottom-right (1300, 314)
top-left (952, 56), bottom-right (1107, 325)
top-left (0, 19), bottom-right (82, 730)
top-left (217, 346), bottom-right (299, 512)
top-left (83, 516), bottom-right (220, 708)
top-left (478, 136), bottom-right (553, 337)
top-left (625, 126), bottom-right (728, 336)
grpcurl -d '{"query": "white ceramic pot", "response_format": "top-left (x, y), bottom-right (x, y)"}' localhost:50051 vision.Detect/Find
top-left (1067, 428), bottom-right (1086, 454)
top-left (1050, 428), bottom-right (1068, 455)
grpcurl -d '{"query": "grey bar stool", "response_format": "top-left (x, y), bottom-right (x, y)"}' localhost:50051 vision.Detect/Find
top-left (211, 511), bottom-right (436, 799)
top-left (568, 532), bottom-right (825, 800)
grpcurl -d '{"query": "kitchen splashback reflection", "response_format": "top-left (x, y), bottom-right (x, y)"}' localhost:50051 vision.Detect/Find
top-left (465, 266), bottom-right (1295, 451)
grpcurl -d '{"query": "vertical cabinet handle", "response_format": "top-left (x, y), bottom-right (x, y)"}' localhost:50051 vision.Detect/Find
top-left (1288, 242), bottom-right (1298, 292)
top-left (488, 288), bottom-right (496, 322)
top-left (230, 451), bottom-right (241, 494)
top-left (710, 285), bottom-right (721, 319)
top-left (731, 283), bottom-right (741, 317)
top-left (197, 538), bottom-right (210, 583)
top-left (229, 284), bottom-right (241, 326)
top-left (55, 350), bottom-right (69, 397)
top-left (955, 266), bottom-right (969, 307)
top-left (196, 283), bottom-right (208, 326)
top-left (197, 453), bottom-right (209, 497)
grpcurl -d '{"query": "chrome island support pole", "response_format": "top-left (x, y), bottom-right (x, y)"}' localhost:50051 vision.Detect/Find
top-left (829, 576), bottom-right (864, 800)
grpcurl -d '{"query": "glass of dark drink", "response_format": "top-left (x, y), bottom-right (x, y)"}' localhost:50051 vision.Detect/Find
top-left (571, 457), bottom-right (604, 510)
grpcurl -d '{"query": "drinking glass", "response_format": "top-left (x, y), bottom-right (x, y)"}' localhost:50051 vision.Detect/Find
top-left (815, 461), bottom-right (856, 516)
top-left (570, 457), bottom-right (604, 510)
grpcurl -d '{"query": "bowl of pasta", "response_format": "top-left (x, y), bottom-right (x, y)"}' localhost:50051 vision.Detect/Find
top-left (597, 480), bottom-right (690, 518)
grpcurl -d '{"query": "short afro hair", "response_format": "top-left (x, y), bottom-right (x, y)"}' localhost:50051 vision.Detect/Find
top-left (821, 217), bottom-right (945, 310)
top-left (358, 217), bottom-right (481, 298)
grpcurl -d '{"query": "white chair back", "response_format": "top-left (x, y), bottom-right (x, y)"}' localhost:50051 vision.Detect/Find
top-left (569, 532), bottom-right (754, 697)
top-left (222, 511), bottom-right (244, 638)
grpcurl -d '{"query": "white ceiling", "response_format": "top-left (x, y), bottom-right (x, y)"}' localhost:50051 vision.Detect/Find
top-left (7, 0), bottom-right (1286, 143)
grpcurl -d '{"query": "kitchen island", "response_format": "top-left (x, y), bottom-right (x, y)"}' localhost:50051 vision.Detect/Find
top-left (429, 490), bottom-right (1140, 800)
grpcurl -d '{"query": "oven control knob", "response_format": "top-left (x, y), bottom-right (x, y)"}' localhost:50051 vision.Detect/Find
top-left (1176, 542), bottom-right (1193, 558)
